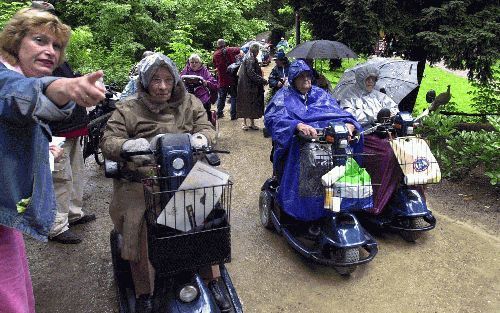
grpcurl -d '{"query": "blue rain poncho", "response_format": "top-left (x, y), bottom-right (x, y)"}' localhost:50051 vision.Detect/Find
top-left (264, 60), bottom-right (363, 221)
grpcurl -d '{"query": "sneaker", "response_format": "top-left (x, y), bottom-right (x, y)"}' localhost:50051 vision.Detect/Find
top-left (135, 294), bottom-right (153, 313)
top-left (69, 214), bottom-right (96, 226)
top-left (49, 229), bottom-right (82, 244)
top-left (208, 279), bottom-right (231, 312)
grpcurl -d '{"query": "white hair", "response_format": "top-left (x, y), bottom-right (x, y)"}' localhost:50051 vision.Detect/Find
top-left (188, 53), bottom-right (202, 64)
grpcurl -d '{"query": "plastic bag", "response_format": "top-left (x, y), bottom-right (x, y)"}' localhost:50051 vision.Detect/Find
top-left (321, 158), bottom-right (373, 212)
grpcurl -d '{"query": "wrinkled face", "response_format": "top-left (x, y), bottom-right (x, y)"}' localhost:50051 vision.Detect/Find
top-left (294, 72), bottom-right (312, 94)
top-left (189, 59), bottom-right (202, 71)
top-left (147, 66), bottom-right (175, 104)
top-left (365, 76), bottom-right (377, 92)
top-left (18, 30), bottom-right (62, 77)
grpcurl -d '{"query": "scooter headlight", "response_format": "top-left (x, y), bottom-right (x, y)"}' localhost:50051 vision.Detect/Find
top-left (179, 284), bottom-right (198, 303)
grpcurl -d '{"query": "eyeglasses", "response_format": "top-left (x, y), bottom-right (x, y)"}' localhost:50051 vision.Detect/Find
top-left (189, 60), bottom-right (200, 64)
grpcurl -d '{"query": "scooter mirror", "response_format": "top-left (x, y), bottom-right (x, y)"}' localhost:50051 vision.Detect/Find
top-left (425, 90), bottom-right (436, 104)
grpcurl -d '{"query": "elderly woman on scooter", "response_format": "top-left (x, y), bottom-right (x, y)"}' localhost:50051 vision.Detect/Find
top-left (264, 59), bottom-right (361, 222)
top-left (180, 53), bottom-right (218, 121)
top-left (340, 64), bottom-right (401, 215)
top-left (0, 8), bottom-right (105, 312)
top-left (101, 53), bottom-right (227, 313)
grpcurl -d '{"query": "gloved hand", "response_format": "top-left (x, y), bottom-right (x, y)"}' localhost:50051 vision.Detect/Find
top-left (190, 132), bottom-right (208, 149)
top-left (121, 138), bottom-right (152, 166)
top-left (149, 134), bottom-right (165, 151)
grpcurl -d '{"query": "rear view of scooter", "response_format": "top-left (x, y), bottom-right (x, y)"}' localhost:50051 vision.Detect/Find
top-left (107, 133), bottom-right (242, 312)
top-left (260, 123), bottom-right (378, 275)
top-left (356, 106), bottom-right (441, 242)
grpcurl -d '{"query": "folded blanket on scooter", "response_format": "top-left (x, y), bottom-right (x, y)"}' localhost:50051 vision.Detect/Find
top-left (322, 158), bottom-right (373, 212)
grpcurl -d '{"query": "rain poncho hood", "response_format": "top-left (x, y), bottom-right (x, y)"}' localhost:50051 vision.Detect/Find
top-left (136, 53), bottom-right (186, 111)
top-left (354, 64), bottom-right (380, 92)
top-left (339, 63), bottom-right (398, 126)
top-left (138, 53), bottom-right (181, 89)
top-left (265, 60), bottom-right (363, 221)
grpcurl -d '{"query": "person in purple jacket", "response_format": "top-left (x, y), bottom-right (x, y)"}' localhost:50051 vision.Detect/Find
top-left (180, 53), bottom-right (218, 121)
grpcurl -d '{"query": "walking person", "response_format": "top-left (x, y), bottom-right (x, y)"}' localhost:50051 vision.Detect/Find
top-left (236, 43), bottom-right (268, 130)
top-left (212, 39), bottom-right (242, 120)
top-left (0, 7), bottom-right (105, 312)
top-left (268, 51), bottom-right (290, 97)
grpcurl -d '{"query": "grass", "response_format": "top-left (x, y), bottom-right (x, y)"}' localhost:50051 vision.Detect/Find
top-left (318, 58), bottom-right (476, 114)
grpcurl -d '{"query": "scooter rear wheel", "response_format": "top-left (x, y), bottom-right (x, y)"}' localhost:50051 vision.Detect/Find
top-left (332, 248), bottom-right (359, 276)
top-left (400, 217), bottom-right (426, 242)
top-left (259, 190), bottom-right (274, 230)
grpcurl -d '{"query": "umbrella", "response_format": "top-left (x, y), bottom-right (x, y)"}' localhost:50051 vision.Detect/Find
top-left (332, 58), bottom-right (419, 105)
top-left (286, 40), bottom-right (358, 59)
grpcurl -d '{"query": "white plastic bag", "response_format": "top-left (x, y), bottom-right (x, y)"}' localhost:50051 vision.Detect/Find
top-left (389, 137), bottom-right (441, 185)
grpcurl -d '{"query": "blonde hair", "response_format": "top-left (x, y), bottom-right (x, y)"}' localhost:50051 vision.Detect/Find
top-left (0, 8), bottom-right (71, 66)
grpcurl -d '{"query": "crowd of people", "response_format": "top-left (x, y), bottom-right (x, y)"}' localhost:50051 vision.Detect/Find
top-left (0, 2), bottom-right (408, 313)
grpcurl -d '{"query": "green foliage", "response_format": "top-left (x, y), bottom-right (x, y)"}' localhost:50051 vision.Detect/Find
top-left (414, 64), bottom-right (477, 114)
top-left (468, 65), bottom-right (500, 115)
top-left (289, 0), bottom-right (499, 84)
top-left (288, 21), bottom-right (312, 48)
top-left (66, 26), bottom-right (139, 87)
top-left (54, 0), bottom-right (269, 87)
top-left (417, 113), bottom-right (500, 185)
top-left (0, 1), bottom-right (28, 29)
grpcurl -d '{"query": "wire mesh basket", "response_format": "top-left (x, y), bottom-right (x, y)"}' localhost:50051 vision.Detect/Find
top-left (142, 176), bottom-right (233, 276)
top-left (300, 143), bottom-right (377, 213)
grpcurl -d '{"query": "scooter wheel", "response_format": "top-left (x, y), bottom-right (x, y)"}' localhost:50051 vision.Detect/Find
top-left (332, 248), bottom-right (359, 276)
top-left (400, 217), bottom-right (426, 242)
top-left (259, 190), bottom-right (274, 230)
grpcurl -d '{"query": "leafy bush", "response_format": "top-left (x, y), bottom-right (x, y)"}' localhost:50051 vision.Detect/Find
top-left (0, 1), bottom-right (27, 29)
top-left (418, 112), bottom-right (500, 185)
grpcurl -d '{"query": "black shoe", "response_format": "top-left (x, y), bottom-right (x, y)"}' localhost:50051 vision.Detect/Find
top-left (209, 279), bottom-right (231, 312)
top-left (217, 112), bottom-right (224, 118)
top-left (135, 294), bottom-right (153, 313)
top-left (230, 116), bottom-right (237, 120)
top-left (49, 229), bottom-right (82, 244)
top-left (69, 214), bottom-right (96, 226)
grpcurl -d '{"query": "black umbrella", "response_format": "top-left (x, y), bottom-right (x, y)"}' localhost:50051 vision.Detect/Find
top-left (286, 40), bottom-right (358, 59)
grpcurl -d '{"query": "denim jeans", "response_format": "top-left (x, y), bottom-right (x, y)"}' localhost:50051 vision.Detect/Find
top-left (217, 86), bottom-right (236, 118)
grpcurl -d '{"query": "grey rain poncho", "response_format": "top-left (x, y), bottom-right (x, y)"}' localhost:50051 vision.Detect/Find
top-left (340, 64), bottom-right (399, 127)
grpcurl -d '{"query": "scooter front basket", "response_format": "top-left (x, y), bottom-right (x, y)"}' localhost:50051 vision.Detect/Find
top-left (143, 176), bottom-right (233, 276)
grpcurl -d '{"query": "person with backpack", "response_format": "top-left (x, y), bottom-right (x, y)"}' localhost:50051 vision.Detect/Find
top-left (212, 39), bottom-right (242, 120)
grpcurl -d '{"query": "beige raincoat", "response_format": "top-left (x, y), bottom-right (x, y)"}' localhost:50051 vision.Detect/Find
top-left (101, 54), bottom-right (215, 262)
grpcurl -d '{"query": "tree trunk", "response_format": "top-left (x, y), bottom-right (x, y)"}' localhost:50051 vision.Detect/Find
top-left (295, 11), bottom-right (301, 45)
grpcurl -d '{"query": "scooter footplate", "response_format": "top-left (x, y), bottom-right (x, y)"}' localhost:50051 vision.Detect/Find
top-left (282, 228), bottom-right (378, 267)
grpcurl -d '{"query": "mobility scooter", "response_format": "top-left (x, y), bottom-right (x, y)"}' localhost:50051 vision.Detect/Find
top-left (355, 107), bottom-right (440, 242)
top-left (259, 122), bottom-right (378, 275)
top-left (181, 75), bottom-right (219, 136)
top-left (106, 133), bottom-right (242, 312)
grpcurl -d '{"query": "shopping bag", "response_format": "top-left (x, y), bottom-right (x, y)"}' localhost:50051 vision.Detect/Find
top-left (389, 137), bottom-right (441, 185)
top-left (321, 158), bottom-right (373, 212)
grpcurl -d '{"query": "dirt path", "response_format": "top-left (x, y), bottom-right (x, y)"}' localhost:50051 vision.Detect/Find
top-left (26, 64), bottom-right (499, 313)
